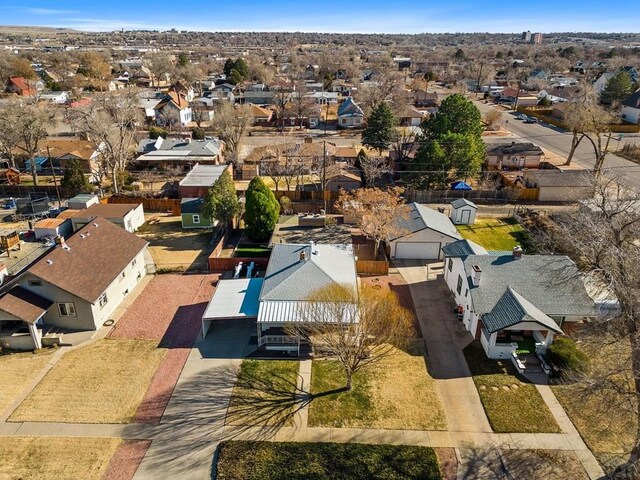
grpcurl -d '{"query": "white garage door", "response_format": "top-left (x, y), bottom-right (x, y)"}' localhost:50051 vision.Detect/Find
top-left (395, 242), bottom-right (441, 260)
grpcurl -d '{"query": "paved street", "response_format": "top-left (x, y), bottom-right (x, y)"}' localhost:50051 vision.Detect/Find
top-left (475, 100), bottom-right (640, 191)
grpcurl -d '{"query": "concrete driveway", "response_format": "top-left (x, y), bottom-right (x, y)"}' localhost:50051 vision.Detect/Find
top-left (395, 260), bottom-right (492, 433)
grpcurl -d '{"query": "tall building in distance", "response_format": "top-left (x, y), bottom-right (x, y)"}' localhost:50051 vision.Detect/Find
top-left (521, 31), bottom-right (532, 42)
top-left (532, 33), bottom-right (543, 44)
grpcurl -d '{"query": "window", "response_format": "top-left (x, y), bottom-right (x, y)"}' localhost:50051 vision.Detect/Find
top-left (131, 258), bottom-right (137, 268)
top-left (58, 303), bottom-right (76, 317)
top-left (465, 289), bottom-right (469, 298)
top-left (98, 293), bottom-right (108, 308)
top-left (456, 275), bottom-right (463, 295)
top-left (192, 214), bottom-right (200, 224)
top-left (448, 258), bottom-right (453, 272)
top-left (28, 279), bottom-right (42, 287)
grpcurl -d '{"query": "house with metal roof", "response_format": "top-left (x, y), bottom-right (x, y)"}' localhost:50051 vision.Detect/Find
top-left (442, 240), bottom-right (595, 364)
top-left (178, 163), bottom-right (233, 198)
top-left (389, 202), bottom-right (461, 260)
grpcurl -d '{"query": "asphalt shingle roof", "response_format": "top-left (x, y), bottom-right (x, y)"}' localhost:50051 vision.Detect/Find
top-left (451, 198), bottom-right (478, 209)
top-left (482, 287), bottom-right (563, 334)
top-left (391, 202), bottom-right (461, 241)
top-left (260, 243), bottom-right (357, 301)
top-left (463, 254), bottom-right (595, 317)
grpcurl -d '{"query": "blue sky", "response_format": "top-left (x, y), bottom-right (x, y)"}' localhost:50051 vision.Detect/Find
top-left (0, 1), bottom-right (638, 33)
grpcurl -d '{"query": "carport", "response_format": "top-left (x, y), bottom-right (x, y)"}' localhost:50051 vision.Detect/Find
top-left (201, 278), bottom-right (263, 337)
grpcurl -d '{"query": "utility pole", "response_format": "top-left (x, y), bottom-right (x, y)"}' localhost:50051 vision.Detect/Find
top-left (475, 62), bottom-right (484, 99)
top-left (322, 140), bottom-right (327, 213)
top-left (47, 147), bottom-right (62, 208)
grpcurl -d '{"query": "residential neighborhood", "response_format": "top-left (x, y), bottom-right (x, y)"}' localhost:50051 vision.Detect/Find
top-left (0, 10), bottom-right (639, 480)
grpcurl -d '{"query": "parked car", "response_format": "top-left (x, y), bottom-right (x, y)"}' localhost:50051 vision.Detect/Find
top-left (524, 116), bottom-right (539, 124)
top-left (516, 113), bottom-right (528, 121)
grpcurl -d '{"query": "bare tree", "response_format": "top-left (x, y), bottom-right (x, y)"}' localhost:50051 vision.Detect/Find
top-left (287, 283), bottom-right (413, 390)
top-left (145, 53), bottom-right (174, 87)
top-left (358, 151), bottom-right (389, 187)
top-left (211, 102), bottom-right (253, 156)
top-left (548, 175), bottom-right (640, 475)
top-left (336, 187), bottom-right (409, 258)
top-left (483, 109), bottom-right (503, 130)
top-left (0, 99), bottom-right (53, 185)
top-left (66, 91), bottom-right (141, 193)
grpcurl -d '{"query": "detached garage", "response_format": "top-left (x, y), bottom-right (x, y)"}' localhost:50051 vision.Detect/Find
top-left (389, 203), bottom-right (461, 260)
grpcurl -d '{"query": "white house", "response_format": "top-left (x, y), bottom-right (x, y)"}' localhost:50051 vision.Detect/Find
top-left (154, 91), bottom-right (193, 127)
top-left (450, 198), bottom-right (478, 225)
top-left (442, 240), bottom-right (595, 365)
top-left (69, 203), bottom-right (145, 233)
top-left (0, 219), bottom-right (149, 350)
top-left (621, 90), bottom-right (640, 125)
top-left (337, 97), bottom-right (364, 128)
top-left (389, 203), bottom-right (461, 260)
top-left (39, 91), bottom-right (69, 104)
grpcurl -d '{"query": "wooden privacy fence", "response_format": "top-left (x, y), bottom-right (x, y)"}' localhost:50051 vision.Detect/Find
top-left (208, 256), bottom-right (269, 272)
top-left (103, 196), bottom-right (181, 214)
top-left (356, 260), bottom-right (389, 276)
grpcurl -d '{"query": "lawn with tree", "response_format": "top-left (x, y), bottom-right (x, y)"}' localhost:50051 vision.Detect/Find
top-left (200, 170), bottom-right (239, 231)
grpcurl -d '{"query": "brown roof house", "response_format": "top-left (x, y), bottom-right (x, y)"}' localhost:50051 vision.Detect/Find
top-left (5, 77), bottom-right (36, 97)
top-left (486, 142), bottom-right (545, 170)
top-left (0, 219), bottom-right (149, 350)
top-left (69, 203), bottom-right (145, 233)
top-left (154, 91), bottom-right (193, 128)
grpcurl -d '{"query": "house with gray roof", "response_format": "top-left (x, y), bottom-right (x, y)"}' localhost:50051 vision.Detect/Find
top-left (389, 202), bottom-right (461, 260)
top-left (621, 89), bottom-right (640, 125)
top-left (257, 243), bottom-right (357, 352)
top-left (136, 136), bottom-right (225, 170)
top-left (337, 97), bottom-right (364, 128)
top-left (442, 240), bottom-right (595, 361)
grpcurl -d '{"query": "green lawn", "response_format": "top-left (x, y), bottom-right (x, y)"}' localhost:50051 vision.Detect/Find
top-left (456, 217), bottom-right (531, 251)
top-left (463, 342), bottom-right (560, 433)
top-left (308, 343), bottom-right (447, 430)
top-left (226, 360), bottom-right (300, 427)
top-left (215, 441), bottom-right (443, 480)
top-left (234, 244), bottom-right (272, 258)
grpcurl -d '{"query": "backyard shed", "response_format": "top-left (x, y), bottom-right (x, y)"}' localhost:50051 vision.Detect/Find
top-left (201, 278), bottom-right (263, 337)
top-left (68, 194), bottom-right (99, 210)
top-left (450, 198), bottom-right (478, 225)
top-left (33, 218), bottom-right (72, 240)
top-left (181, 198), bottom-right (214, 229)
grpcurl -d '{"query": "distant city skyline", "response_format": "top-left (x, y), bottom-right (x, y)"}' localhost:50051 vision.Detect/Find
top-left (0, 1), bottom-right (638, 33)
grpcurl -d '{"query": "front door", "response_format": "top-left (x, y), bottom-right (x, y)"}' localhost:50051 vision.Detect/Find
top-left (461, 209), bottom-right (471, 224)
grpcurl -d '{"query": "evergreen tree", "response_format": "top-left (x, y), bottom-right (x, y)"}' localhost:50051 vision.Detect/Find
top-left (601, 71), bottom-right (636, 106)
top-left (244, 177), bottom-right (279, 242)
top-left (412, 94), bottom-right (484, 189)
top-left (61, 159), bottom-right (90, 195)
top-left (229, 68), bottom-right (244, 85)
top-left (362, 102), bottom-right (397, 154)
top-left (223, 58), bottom-right (235, 77)
top-left (201, 170), bottom-right (238, 229)
top-left (233, 58), bottom-right (249, 79)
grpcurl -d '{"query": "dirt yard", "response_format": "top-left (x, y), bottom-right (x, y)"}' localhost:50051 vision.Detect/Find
top-left (137, 214), bottom-right (215, 272)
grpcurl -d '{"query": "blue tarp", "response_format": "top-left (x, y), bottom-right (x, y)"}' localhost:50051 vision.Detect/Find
top-left (451, 181), bottom-right (472, 191)
top-left (24, 157), bottom-right (48, 172)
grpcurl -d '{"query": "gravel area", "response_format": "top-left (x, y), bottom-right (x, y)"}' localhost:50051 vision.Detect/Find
top-left (102, 440), bottom-right (152, 480)
top-left (108, 273), bottom-right (219, 424)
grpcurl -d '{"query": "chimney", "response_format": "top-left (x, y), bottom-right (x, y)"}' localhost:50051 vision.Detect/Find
top-left (471, 264), bottom-right (482, 287)
top-left (513, 245), bottom-right (523, 259)
top-left (299, 250), bottom-right (307, 262)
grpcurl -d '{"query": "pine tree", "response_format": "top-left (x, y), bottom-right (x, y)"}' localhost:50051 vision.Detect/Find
top-left (601, 71), bottom-right (636, 106)
top-left (61, 159), bottom-right (90, 195)
top-left (244, 177), bottom-right (279, 242)
top-left (362, 102), bottom-right (397, 154)
top-left (201, 170), bottom-right (238, 229)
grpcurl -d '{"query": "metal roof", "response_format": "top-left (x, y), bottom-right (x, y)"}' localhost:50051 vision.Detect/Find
top-left (202, 278), bottom-right (263, 320)
top-left (463, 254), bottom-right (595, 317)
top-left (179, 164), bottom-right (229, 187)
top-left (482, 287), bottom-right (563, 334)
top-left (260, 243), bottom-right (357, 302)
top-left (390, 202), bottom-right (461, 241)
top-left (450, 198), bottom-right (478, 209)
top-left (257, 300), bottom-right (357, 324)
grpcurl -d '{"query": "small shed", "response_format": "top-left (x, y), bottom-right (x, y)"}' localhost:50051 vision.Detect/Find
top-left (181, 198), bottom-right (213, 229)
top-left (68, 194), bottom-right (99, 210)
top-left (450, 198), bottom-right (478, 225)
top-left (33, 217), bottom-right (73, 240)
top-left (0, 229), bottom-right (20, 251)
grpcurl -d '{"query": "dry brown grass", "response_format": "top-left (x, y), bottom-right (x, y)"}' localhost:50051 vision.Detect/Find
top-left (138, 215), bottom-right (214, 271)
top-left (501, 450), bottom-right (589, 479)
top-left (551, 340), bottom-right (636, 473)
top-left (10, 339), bottom-right (165, 423)
top-left (0, 349), bottom-right (54, 415)
top-left (309, 342), bottom-right (447, 430)
top-left (0, 436), bottom-right (120, 480)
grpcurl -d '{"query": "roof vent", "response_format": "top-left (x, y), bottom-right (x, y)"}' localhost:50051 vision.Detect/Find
top-left (80, 234), bottom-right (86, 239)
top-left (63, 245), bottom-right (71, 252)
top-left (300, 250), bottom-right (307, 262)
top-left (513, 245), bottom-right (523, 259)
top-left (46, 259), bottom-right (53, 265)
top-left (93, 223), bottom-right (99, 227)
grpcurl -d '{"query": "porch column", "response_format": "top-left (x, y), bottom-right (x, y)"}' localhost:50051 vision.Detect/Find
top-left (545, 331), bottom-right (554, 347)
top-left (28, 322), bottom-right (42, 350)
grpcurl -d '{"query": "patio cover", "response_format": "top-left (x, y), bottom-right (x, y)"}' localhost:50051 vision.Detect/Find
top-left (201, 278), bottom-right (263, 337)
